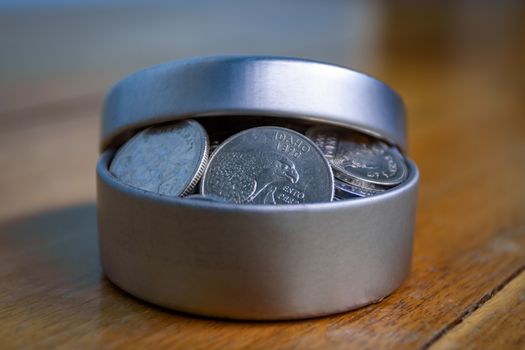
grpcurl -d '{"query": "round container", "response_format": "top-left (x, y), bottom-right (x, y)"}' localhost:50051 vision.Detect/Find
top-left (97, 56), bottom-right (419, 320)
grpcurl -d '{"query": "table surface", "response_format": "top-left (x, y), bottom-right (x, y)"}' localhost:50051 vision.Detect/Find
top-left (1, 2), bottom-right (524, 349)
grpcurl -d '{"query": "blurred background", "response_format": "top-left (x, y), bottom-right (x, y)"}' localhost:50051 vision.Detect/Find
top-left (0, 0), bottom-right (524, 217)
top-left (1, 0), bottom-right (523, 112)
top-left (2, 0), bottom-right (384, 111)
top-left (1, 2), bottom-right (525, 348)
top-left (1, 0), bottom-right (524, 217)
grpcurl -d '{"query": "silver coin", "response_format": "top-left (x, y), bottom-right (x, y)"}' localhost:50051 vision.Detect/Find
top-left (185, 194), bottom-right (227, 203)
top-left (305, 126), bottom-right (408, 186)
top-left (201, 126), bottom-right (334, 204)
top-left (110, 120), bottom-right (209, 197)
top-left (331, 167), bottom-right (390, 192)
top-left (334, 179), bottom-right (383, 199)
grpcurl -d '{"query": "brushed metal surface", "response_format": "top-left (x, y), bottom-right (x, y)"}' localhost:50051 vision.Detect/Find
top-left (101, 56), bottom-right (406, 151)
top-left (97, 150), bottom-right (419, 320)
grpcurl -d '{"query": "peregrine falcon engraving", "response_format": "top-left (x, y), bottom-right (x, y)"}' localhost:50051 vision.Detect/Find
top-left (206, 151), bottom-right (299, 204)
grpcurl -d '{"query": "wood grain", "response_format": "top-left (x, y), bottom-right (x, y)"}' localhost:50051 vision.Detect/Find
top-left (1, 2), bottom-right (524, 349)
top-left (431, 271), bottom-right (525, 350)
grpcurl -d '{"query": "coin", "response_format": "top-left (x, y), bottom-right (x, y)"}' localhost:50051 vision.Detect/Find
top-left (334, 179), bottom-right (383, 199)
top-left (331, 167), bottom-right (390, 192)
top-left (110, 119), bottom-right (209, 197)
top-left (305, 126), bottom-right (408, 186)
top-left (185, 194), bottom-right (227, 203)
top-left (201, 126), bottom-right (334, 204)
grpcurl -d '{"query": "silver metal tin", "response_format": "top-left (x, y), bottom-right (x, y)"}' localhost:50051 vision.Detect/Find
top-left (102, 56), bottom-right (407, 150)
top-left (97, 56), bottom-right (419, 320)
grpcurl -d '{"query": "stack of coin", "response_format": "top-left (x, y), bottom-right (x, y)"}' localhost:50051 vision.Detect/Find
top-left (110, 119), bottom-right (408, 204)
top-left (305, 125), bottom-right (408, 200)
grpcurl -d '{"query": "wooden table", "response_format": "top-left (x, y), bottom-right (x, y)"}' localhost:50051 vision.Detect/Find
top-left (1, 2), bottom-right (524, 349)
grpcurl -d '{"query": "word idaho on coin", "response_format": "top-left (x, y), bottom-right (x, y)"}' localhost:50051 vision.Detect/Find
top-left (201, 126), bottom-right (334, 204)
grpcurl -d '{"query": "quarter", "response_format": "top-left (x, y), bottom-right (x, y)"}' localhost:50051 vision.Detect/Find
top-left (201, 126), bottom-right (334, 204)
top-left (185, 194), bottom-right (228, 203)
top-left (110, 119), bottom-right (209, 197)
top-left (306, 125), bottom-right (408, 186)
top-left (334, 179), bottom-right (383, 199)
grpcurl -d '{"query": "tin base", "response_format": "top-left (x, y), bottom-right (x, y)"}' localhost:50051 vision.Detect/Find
top-left (97, 150), bottom-right (419, 320)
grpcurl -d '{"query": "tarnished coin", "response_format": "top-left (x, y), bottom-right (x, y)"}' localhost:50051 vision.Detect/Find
top-left (110, 119), bottom-right (209, 196)
top-left (201, 126), bottom-right (334, 204)
top-left (305, 126), bottom-right (408, 186)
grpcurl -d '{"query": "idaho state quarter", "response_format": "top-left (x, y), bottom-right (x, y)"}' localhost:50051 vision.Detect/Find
top-left (110, 120), bottom-right (209, 196)
top-left (201, 126), bottom-right (334, 204)
top-left (306, 126), bottom-right (408, 186)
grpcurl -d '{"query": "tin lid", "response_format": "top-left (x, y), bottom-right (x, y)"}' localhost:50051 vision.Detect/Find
top-left (101, 56), bottom-right (406, 150)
